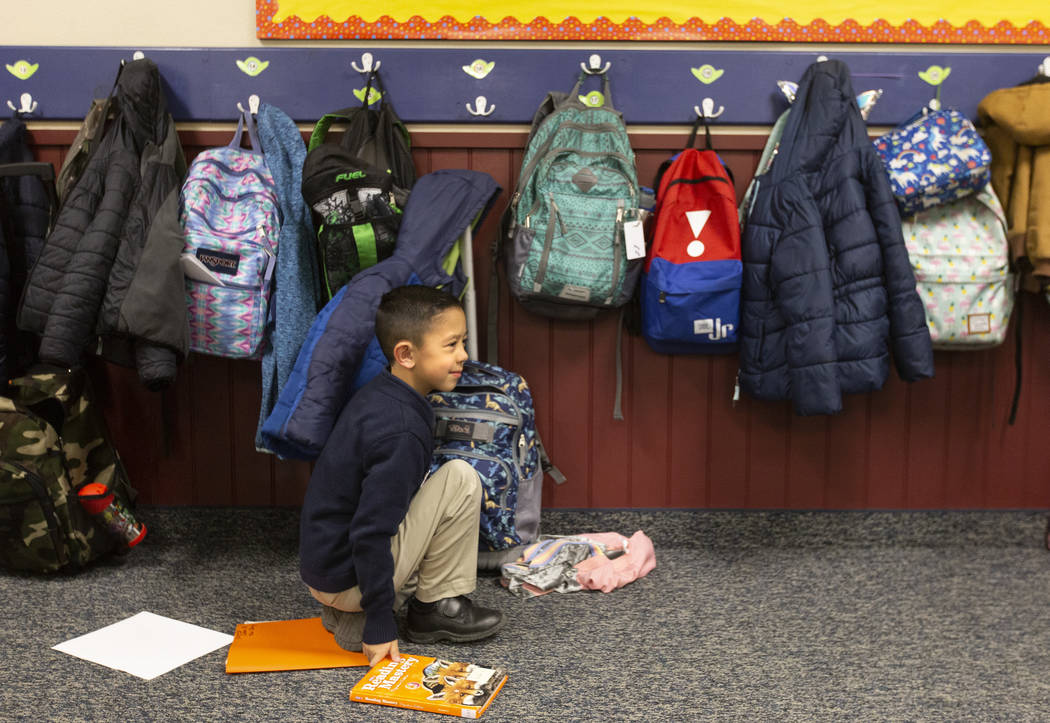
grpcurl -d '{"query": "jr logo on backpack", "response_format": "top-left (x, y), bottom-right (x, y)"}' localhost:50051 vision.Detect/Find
top-left (641, 118), bottom-right (742, 354)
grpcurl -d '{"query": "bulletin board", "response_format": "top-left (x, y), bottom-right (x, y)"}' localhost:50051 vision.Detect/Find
top-left (256, 0), bottom-right (1049, 42)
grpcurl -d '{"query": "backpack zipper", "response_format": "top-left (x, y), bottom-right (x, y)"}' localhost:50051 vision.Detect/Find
top-left (1, 459), bottom-right (69, 568)
top-left (186, 157), bottom-right (279, 193)
top-left (609, 201), bottom-right (625, 305)
top-left (666, 175), bottom-right (733, 189)
top-left (549, 194), bottom-right (567, 237)
top-left (433, 447), bottom-right (516, 511)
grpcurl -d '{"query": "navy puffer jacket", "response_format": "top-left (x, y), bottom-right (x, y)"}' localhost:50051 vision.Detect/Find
top-left (17, 59), bottom-right (188, 390)
top-left (739, 60), bottom-right (934, 415)
top-left (0, 118), bottom-right (50, 384)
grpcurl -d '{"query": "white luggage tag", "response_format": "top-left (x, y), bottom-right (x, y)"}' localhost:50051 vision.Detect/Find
top-left (180, 253), bottom-right (227, 286)
top-left (624, 218), bottom-right (646, 260)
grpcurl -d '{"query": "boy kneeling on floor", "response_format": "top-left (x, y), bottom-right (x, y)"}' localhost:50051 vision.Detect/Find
top-left (299, 285), bottom-right (503, 665)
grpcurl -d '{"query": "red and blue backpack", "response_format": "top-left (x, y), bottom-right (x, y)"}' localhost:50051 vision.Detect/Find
top-left (641, 118), bottom-right (742, 354)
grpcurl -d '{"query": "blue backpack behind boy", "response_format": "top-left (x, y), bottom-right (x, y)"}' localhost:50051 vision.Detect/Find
top-left (427, 360), bottom-right (560, 554)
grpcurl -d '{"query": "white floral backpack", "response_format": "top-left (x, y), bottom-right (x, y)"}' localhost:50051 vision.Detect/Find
top-left (902, 182), bottom-right (1014, 348)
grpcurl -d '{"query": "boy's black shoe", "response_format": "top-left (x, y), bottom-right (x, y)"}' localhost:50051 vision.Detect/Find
top-left (405, 595), bottom-right (504, 644)
top-left (321, 605), bottom-right (365, 652)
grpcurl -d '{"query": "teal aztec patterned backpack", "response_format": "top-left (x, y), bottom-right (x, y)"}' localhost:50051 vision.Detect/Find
top-left (505, 71), bottom-right (642, 320)
top-left (179, 110), bottom-right (281, 359)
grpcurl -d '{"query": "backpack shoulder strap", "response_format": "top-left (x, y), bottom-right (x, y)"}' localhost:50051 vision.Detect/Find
top-left (308, 107), bottom-right (359, 152)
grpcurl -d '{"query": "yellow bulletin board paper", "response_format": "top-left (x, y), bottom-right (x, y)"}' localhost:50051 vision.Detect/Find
top-left (258, 0), bottom-right (1050, 42)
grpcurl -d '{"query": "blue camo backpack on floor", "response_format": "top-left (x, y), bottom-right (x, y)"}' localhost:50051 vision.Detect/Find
top-left (179, 111), bottom-right (281, 359)
top-left (428, 360), bottom-right (553, 551)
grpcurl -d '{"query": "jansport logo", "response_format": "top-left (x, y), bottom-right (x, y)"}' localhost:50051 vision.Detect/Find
top-left (335, 171), bottom-right (367, 182)
top-left (195, 248), bottom-right (240, 275)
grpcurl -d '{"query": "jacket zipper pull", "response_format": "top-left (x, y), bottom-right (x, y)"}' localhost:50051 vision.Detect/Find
top-left (659, 291), bottom-right (667, 304)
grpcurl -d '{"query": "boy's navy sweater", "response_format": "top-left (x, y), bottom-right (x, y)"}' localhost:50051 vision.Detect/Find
top-left (299, 369), bottom-right (435, 645)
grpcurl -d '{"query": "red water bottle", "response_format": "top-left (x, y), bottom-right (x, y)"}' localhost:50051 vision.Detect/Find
top-left (77, 482), bottom-right (147, 547)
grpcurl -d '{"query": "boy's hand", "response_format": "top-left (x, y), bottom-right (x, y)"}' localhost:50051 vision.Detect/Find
top-left (363, 639), bottom-right (400, 667)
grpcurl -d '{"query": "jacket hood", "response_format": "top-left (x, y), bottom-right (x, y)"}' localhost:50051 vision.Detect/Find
top-left (115, 58), bottom-right (170, 149)
top-left (978, 83), bottom-right (1050, 146)
top-left (775, 60), bottom-right (861, 178)
top-left (392, 169), bottom-right (501, 286)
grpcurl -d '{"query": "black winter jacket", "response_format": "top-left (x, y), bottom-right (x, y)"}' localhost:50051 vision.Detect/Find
top-left (18, 59), bottom-right (189, 390)
top-left (0, 118), bottom-right (50, 384)
top-left (739, 60), bottom-right (934, 415)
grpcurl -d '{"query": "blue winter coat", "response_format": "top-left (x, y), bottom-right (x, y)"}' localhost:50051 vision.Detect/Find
top-left (739, 60), bottom-right (934, 415)
top-left (259, 169), bottom-right (500, 459)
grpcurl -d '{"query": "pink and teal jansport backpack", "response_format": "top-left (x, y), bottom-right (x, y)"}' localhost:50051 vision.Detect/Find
top-left (178, 111), bottom-right (280, 359)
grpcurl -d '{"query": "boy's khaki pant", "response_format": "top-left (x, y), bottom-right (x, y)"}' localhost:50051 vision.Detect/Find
top-left (308, 459), bottom-right (482, 611)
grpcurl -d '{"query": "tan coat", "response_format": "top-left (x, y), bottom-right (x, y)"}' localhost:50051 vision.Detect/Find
top-left (978, 83), bottom-right (1050, 291)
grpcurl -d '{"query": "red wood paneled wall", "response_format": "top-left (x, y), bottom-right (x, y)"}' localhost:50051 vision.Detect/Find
top-left (23, 127), bottom-right (1050, 509)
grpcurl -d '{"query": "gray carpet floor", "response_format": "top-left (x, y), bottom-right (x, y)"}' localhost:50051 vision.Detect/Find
top-left (4, 507), bottom-right (1050, 721)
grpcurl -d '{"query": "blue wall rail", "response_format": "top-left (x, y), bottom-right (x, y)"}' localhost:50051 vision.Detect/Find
top-left (2, 46), bottom-right (1048, 126)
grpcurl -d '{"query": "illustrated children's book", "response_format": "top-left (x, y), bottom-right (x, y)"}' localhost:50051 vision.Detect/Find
top-left (349, 654), bottom-right (508, 718)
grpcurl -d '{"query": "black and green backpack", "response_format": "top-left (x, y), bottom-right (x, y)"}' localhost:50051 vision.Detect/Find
top-left (301, 146), bottom-right (404, 300)
top-left (303, 69), bottom-right (416, 301)
top-left (0, 369), bottom-right (137, 572)
top-left (306, 69), bottom-right (415, 191)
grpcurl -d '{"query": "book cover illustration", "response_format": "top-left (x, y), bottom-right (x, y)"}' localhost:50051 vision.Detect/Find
top-left (350, 654), bottom-right (508, 718)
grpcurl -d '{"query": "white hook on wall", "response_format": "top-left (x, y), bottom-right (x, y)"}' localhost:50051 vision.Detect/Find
top-left (581, 54), bottom-right (611, 75)
top-left (466, 96), bottom-right (495, 117)
top-left (237, 94), bottom-right (261, 116)
top-left (351, 52), bottom-right (381, 73)
top-left (120, 50), bottom-right (146, 67)
top-left (7, 92), bottom-right (38, 116)
top-left (693, 97), bottom-right (725, 120)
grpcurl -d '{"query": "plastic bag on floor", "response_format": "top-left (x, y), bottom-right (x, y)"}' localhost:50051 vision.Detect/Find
top-left (500, 531), bottom-right (655, 598)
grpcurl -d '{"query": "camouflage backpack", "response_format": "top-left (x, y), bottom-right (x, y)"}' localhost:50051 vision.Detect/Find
top-left (0, 369), bottom-right (136, 572)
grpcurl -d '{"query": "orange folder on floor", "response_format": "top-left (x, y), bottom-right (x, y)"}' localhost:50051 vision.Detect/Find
top-left (225, 617), bottom-right (369, 673)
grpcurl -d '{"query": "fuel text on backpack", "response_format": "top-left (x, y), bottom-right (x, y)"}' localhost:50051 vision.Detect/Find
top-left (505, 72), bottom-right (642, 320)
top-left (641, 118), bottom-right (742, 353)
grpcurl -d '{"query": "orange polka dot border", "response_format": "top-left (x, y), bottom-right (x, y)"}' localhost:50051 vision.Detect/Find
top-left (256, 3), bottom-right (1050, 43)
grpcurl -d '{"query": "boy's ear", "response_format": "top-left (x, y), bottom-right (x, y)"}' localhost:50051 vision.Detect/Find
top-left (392, 340), bottom-right (416, 369)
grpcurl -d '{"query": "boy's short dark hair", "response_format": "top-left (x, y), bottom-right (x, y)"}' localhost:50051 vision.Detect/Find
top-left (375, 286), bottom-right (463, 362)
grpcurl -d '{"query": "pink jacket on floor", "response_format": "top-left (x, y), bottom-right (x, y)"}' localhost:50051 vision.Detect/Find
top-left (575, 531), bottom-right (657, 592)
